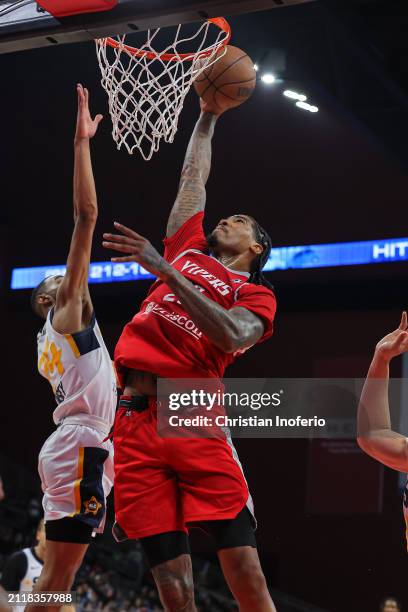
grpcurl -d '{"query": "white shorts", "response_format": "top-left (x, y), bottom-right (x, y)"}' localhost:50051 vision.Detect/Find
top-left (38, 417), bottom-right (114, 534)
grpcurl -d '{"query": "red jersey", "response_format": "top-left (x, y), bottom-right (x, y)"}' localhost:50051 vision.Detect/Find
top-left (114, 212), bottom-right (277, 386)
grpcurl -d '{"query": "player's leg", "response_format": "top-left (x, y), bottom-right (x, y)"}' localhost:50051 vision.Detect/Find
top-left (218, 547), bottom-right (275, 612)
top-left (172, 432), bottom-right (276, 612)
top-left (25, 520), bottom-right (91, 612)
top-left (140, 532), bottom-right (196, 612)
top-left (113, 403), bottom-right (196, 610)
top-left (29, 426), bottom-right (113, 612)
top-left (203, 508), bottom-right (276, 612)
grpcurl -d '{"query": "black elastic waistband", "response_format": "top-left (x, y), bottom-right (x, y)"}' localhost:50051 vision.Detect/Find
top-left (118, 395), bottom-right (149, 413)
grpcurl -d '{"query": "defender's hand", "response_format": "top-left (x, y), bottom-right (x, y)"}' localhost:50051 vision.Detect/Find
top-left (103, 223), bottom-right (173, 281)
top-left (75, 84), bottom-right (103, 141)
top-left (375, 312), bottom-right (408, 362)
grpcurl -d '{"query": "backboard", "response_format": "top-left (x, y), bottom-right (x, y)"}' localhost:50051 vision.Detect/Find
top-left (0, 0), bottom-right (317, 54)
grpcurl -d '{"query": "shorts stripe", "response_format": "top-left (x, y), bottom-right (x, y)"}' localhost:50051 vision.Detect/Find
top-left (72, 447), bottom-right (84, 515)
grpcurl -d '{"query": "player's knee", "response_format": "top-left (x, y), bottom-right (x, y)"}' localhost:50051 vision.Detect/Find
top-left (228, 558), bottom-right (270, 605)
top-left (40, 556), bottom-right (80, 589)
top-left (155, 568), bottom-right (194, 611)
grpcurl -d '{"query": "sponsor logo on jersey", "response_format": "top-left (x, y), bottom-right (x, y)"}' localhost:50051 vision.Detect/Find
top-left (143, 302), bottom-right (202, 339)
top-left (145, 301), bottom-right (155, 314)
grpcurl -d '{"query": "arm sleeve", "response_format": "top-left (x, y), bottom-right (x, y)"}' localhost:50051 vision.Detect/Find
top-left (162, 212), bottom-right (208, 263)
top-left (0, 552), bottom-right (27, 591)
top-left (232, 284), bottom-right (277, 343)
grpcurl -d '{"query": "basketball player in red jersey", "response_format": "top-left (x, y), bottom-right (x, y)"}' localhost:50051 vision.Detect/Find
top-left (103, 101), bottom-right (277, 612)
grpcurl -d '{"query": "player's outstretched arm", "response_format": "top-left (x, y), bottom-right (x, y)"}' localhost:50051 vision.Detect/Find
top-left (357, 311), bottom-right (408, 471)
top-left (166, 104), bottom-right (219, 238)
top-left (52, 84), bottom-right (103, 335)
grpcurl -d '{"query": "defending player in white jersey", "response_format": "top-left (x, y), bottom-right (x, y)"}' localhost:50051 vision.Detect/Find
top-left (357, 311), bottom-right (408, 549)
top-left (26, 85), bottom-right (117, 611)
top-left (1, 519), bottom-right (45, 611)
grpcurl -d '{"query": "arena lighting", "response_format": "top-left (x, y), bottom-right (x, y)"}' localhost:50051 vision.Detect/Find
top-left (296, 100), bottom-right (319, 113)
top-left (10, 237), bottom-right (408, 289)
top-left (260, 73), bottom-right (276, 84)
top-left (254, 64), bottom-right (259, 71)
top-left (283, 90), bottom-right (307, 102)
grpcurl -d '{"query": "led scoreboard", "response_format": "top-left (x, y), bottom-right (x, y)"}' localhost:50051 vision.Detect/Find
top-left (10, 237), bottom-right (408, 289)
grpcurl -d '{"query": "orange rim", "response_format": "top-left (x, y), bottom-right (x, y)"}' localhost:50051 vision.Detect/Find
top-left (99, 17), bottom-right (231, 61)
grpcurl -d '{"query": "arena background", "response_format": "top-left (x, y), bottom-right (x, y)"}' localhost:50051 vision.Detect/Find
top-left (1, 1), bottom-right (408, 611)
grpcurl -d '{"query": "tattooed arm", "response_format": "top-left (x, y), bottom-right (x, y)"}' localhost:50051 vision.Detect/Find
top-left (166, 111), bottom-right (218, 238)
top-left (102, 225), bottom-right (274, 353)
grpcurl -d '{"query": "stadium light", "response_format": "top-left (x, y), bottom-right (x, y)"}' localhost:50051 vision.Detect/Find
top-left (296, 101), bottom-right (319, 113)
top-left (261, 73), bottom-right (276, 84)
top-left (283, 90), bottom-right (307, 102)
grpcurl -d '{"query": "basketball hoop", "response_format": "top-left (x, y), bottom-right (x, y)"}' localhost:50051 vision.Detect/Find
top-left (95, 18), bottom-right (231, 160)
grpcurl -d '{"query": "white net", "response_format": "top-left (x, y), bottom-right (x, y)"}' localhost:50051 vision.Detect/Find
top-left (95, 19), bottom-right (230, 160)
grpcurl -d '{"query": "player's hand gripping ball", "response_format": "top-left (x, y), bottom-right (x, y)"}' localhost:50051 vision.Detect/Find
top-left (194, 45), bottom-right (257, 115)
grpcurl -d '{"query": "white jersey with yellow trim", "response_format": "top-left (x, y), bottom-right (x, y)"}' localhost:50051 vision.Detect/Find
top-left (37, 308), bottom-right (117, 427)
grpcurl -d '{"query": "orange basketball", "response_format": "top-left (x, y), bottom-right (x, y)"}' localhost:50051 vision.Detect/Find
top-left (193, 45), bottom-right (256, 113)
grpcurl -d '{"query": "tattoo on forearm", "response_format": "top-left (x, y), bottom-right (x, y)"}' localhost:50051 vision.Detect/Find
top-left (166, 272), bottom-right (264, 352)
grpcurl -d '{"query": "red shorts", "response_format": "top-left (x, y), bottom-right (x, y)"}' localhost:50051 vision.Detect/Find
top-left (113, 401), bottom-right (253, 539)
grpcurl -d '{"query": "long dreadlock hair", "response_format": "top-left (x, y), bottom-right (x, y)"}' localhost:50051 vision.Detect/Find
top-left (248, 217), bottom-right (274, 292)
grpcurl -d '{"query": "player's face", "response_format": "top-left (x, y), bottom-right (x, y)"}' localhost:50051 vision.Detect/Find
top-left (382, 602), bottom-right (400, 612)
top-left (36, 275), bottom-right (64, 318)
top-left (39, 275), bottom-right (63, 308)
top-left (45, 275), bottom-right (63, 297)
top-left (209, 214), bottom-right (260, 254)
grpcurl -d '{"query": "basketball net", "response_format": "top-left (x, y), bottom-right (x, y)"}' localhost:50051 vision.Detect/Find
top-left (95, 18), bottom-right (231, 160)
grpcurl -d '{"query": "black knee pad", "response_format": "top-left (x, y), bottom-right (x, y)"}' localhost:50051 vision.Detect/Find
top-left (46, 517), bottom-right (94, 544)
top-left (199, 507), bottom-right (257, 551)
top-left (140, 531), bottom-right (190, 568)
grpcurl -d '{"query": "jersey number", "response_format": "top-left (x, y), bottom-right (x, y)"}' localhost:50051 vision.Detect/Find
top-left (38, 337), bottom-right (64, 381)
top-left (163, 285), bottom-right (206, 304)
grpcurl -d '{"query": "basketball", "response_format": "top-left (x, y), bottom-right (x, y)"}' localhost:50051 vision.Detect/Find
top-left (193, 45), bottom-right (256, 113)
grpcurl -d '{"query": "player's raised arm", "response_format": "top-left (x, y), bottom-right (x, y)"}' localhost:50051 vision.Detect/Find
top-left (166, 103), bottom-right (219, 238)
top-left (357, 312), bottom-right (408, 471)
top-left (52, 84), bottom-right (103, 335)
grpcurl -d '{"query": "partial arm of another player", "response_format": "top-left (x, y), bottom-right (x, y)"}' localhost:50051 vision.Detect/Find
top-left (166, 105), bottom-right (219, 238)
top-left (357, 311), bottom-right (408, 471)
top-left (53, 84), bottom-right (103, 335)
top-left (103, 225), bottom-right (265, 353)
